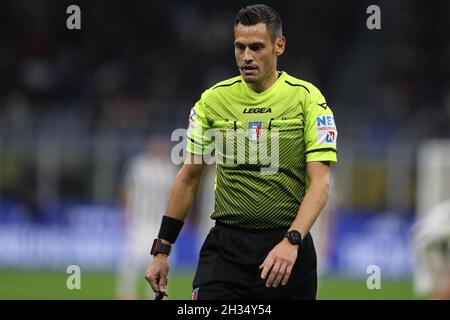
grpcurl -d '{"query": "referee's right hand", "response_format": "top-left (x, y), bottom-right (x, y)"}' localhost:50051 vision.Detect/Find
top-left (145, 255), bottom-right (169, 298)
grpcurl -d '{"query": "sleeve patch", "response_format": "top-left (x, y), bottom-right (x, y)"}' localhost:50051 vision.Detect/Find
top-left (189, 107), bottom-right (196, 120)
top-left (316, 115), bottom-right (337, 145)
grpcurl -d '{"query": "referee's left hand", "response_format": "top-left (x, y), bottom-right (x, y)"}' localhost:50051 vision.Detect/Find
top-left (259, 238), bottom-right (298, 288)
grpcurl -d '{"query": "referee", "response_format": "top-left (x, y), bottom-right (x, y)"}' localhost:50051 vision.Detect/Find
top-left (146, 4), bottom-right (338, 300)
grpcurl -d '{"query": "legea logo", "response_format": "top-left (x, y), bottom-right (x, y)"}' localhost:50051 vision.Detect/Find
top-left (243, 108), bottom-right (272, 114)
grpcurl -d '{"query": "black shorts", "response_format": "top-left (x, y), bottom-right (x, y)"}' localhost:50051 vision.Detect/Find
top-left (192, 222), bottom-right (317, 300)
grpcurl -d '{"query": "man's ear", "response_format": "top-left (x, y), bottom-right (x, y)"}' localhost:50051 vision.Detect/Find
top-left (275, 36), bottom-right (286, 56)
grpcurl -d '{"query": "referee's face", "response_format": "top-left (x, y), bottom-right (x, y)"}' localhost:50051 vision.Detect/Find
top-left (234, 22), bottom-right (285, 86)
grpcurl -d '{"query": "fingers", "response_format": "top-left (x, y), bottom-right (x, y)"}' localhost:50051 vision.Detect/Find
top-left (260, 254), bottom-right (293, 288)
top-left (272, 264), bottom-right (287, 288)
top-left (281, 265), bottom-right (293, 286)
top-left (145, 256), bottom-right (169, 296)
top-left (145, 270), bottom-right (160, 293)
top-left (259, 255), bottom-right (268, 270)
top-left (145, 272), bottom-right (169, 298)
top-left (260, 256), bottom-right (273, 280)
top-left (260, 242), bottom-right (298, 288)
top-left (145, 259), bottom-right (170, 296)
top-left (158, 271), bottom-right (169, 294)
top-left (264, 262), bottom-right (281, 288)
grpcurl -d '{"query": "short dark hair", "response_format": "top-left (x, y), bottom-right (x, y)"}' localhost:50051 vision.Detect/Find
top-left (235, 4), bottom-right (282, 42)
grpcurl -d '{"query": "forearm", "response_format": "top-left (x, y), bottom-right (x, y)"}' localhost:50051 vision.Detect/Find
top-left (289, 180), bottom-right (329, 239)
top-left (164, 169), bottom-right (201, 221)
top-left (158, 159), bottom-right (204, 245)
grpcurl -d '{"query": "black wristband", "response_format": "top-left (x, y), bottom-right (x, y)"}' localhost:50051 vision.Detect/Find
top-left (158, 215), bottom-right (184, 244)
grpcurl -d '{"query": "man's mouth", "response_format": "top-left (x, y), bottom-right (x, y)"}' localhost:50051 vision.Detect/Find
top-left (241, 65), bottom-right (257, 71)
top-left (241, 65), bottom-right (258, 75)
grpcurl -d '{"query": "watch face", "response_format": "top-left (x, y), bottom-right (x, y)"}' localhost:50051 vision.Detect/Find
top-left (151, 239), bottom-right (172, 256)
top-left (288, 231), bottom-right (301, 244)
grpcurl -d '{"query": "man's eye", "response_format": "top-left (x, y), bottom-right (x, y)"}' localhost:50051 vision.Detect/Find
top-left (250, 45), bottom-right (263, 51)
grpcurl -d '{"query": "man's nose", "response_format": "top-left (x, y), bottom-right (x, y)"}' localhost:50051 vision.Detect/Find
top-left (243, 47), bottom-right (253, 63)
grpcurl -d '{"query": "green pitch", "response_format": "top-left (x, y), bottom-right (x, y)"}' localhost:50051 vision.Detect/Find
top-left (0, 269), bottom-right (418, 300)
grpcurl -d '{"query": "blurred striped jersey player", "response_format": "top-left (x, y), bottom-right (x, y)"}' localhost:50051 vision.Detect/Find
top-left (116, 137), bottom-right (176, 299)
top-left (414, 199), bottom-right (450, 299)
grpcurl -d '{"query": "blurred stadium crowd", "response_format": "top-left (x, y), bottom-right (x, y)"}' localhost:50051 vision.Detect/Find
top-left (1, 1), bottom-right (449, 210)
top-left (0, 0), bottom-right (448, 227)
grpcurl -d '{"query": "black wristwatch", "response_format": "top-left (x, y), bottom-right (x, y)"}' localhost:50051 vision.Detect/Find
top-left (284, 230), bottom-right (303, 246)
top-left (150, 239), bottom-right (172, 256)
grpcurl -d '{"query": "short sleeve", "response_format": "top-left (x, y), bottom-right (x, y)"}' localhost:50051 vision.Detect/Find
top-left (304, 88), bottom-right (338, 164)
top-left (186, 90), bottom-right (213, 155)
